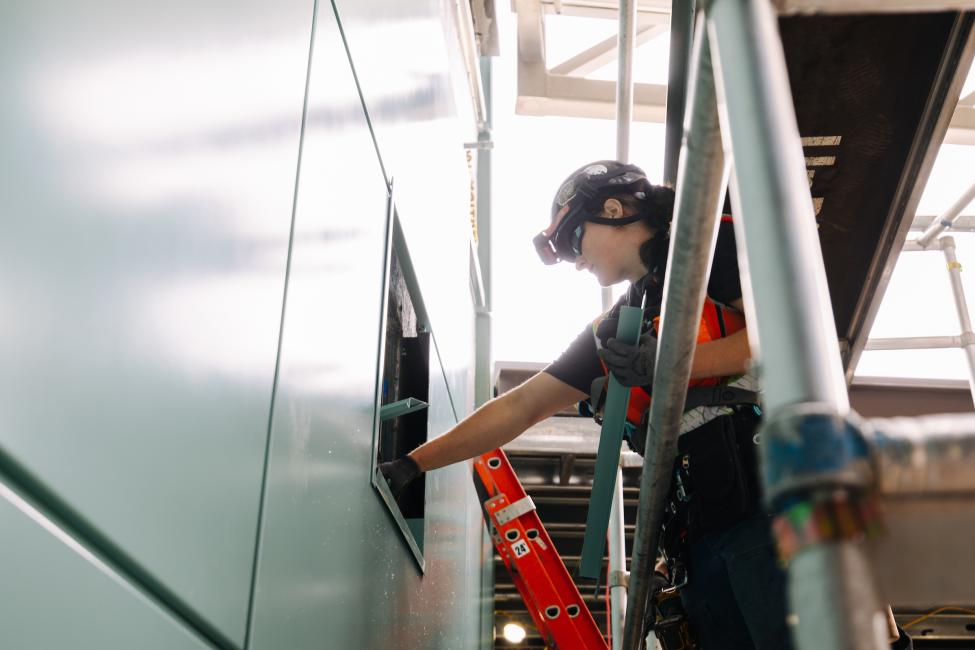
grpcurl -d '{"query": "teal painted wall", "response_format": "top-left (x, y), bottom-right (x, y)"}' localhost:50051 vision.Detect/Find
top-left (0, 0), bottom-right (485, 647)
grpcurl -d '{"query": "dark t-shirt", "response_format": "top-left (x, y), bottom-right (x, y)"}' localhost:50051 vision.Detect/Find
top-left (544, 220), bottom-right (743, 394)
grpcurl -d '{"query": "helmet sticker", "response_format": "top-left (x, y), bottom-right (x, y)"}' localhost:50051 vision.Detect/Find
top-left (583, 164), bottom-right (609, 177)
top-left (555, 181), bottom-right (576, 207)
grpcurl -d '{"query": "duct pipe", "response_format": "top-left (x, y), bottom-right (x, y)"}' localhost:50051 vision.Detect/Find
top-left (941, 237), bottom-right (975, 406)
top-left (607, 2), bottom-right (640, 646)
top-left (621, 16), bottom-right (730, 648)
top-left (706, 1), bottom-right (884, 649)
top-left (915, 180), bottom-right (975, 249)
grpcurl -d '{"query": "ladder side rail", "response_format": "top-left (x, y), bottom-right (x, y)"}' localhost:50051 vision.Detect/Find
top-left (475, 451), bottom-right (609, 649)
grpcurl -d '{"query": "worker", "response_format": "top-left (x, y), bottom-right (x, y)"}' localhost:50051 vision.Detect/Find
top-left (380, 160), bottom-right (911, 650)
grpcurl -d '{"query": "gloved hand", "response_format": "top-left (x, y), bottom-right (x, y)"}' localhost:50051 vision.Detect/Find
top-left (598, 332), bottom-right (658, 387)
top-left (379, 456), bottom-right (422, 502)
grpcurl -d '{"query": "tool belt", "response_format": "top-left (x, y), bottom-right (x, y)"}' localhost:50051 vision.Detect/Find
top-left (584, 377), bottom-right (763, 544)
top-left (649, 572), bottom-right (697, 650)
top-left (674, 407), bottom-right (762, 542)
top-left (650, 408), bottom-right (762, 570)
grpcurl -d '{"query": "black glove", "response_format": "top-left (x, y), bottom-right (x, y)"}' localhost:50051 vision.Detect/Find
top-left (599, 332), bottom-right (658, 387)
top-left (379, 456), bottom-right (422, 502)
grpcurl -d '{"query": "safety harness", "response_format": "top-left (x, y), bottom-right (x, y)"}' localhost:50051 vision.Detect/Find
top-left (587, 293), bottom-right (757, 447)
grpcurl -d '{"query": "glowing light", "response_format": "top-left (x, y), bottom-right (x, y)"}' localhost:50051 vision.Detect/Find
top-left (502, 623), bottom-right (527, 643)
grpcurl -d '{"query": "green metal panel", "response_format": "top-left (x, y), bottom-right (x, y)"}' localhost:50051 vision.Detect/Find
top-left (247, 4), bottom-right (483, 647)
top-left (0, 481), bottom-right (211, 650)
top-left (0, 1), bottom-right (314, 644)
top-left (580, 305), bottom-right (643, 579)
top-left (332, 0), bottom-right (478, 416)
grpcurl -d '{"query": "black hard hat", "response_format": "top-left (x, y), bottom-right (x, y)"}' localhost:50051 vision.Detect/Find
top-left (534, 161), bottom-right (650, 265)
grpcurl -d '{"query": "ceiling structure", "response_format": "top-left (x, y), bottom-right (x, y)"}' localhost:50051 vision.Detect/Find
top-left (510, 0), bottom-right (975, 144)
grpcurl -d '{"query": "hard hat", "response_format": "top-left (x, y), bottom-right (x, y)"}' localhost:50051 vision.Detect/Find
top-left (533, 161), bottom-right (650, 265)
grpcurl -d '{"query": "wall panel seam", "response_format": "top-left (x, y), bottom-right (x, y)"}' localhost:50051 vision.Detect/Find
top-left (242, 0), bottom-right (321, 646)
top-left (0, 458), bottom-right (226, 648)
top-left (330, 0), bottom-right (390, 189)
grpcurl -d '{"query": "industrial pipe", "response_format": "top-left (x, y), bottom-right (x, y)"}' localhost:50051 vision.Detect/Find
top-left (621, 15), bottom-right (730, 648)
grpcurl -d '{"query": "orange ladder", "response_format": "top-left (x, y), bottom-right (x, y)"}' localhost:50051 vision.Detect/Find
top-left (474, 449), bottom-right (609, 650)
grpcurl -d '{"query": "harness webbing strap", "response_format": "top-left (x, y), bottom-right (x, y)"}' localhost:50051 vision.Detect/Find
top-left (682, 386), bottom-right (759, 412)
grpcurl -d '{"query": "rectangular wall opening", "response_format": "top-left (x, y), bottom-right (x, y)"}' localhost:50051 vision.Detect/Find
top-left (372, 204), bottom-right (432, 571)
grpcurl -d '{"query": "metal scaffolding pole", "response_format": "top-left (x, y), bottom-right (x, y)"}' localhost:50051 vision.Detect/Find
top-left (901, 233), bottom-right (975, 405)
top-left (865, 335), bottom-right (964, 350)
top-left (616, 0), bottom-right (638, 167)
top-left (942, 236), bottom-right (975, 406)
top-left (663, 0), bottom-right (696, 186)
top-left (915, 179), bottom-right (975, 249)
top-left (474, 55), bottom-right (495, 650)
top-left (705, 0), bottom-right (885, 649)
top-left (608, 2), bottom-right (639, 646)
top-left (608, 466), bottom-right (628, 649)
top-left (607, 0), bottom-right (639, 314)
top-left (621, 15), bottom-right (730, 648)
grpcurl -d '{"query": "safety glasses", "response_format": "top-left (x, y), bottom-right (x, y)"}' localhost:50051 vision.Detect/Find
top-left (533, 206), bottom-right (585, 265)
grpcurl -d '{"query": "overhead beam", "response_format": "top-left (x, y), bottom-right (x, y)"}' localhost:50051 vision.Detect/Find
top-left (550, 23), bottom-right (666, 76)
top-left (523, 0), bottom-right (672, 21)
top-left (514, 0), bottom-right (975, 143)
top-left (946, 104), bottom-right (975, 145)
top-left (516, 78), bottom-right (669, 120)
top-left (518, 84), bottom-right (975, 145)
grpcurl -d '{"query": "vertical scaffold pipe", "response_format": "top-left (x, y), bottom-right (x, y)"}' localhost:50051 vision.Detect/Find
top-left (621, 15), bottom-right (730, 649)
top-left (609, 2), bottom-right (639, 647)
top-left (608, 466), bottom-right (627, 650)
top-left (706, 1), bottom-right (886, 649)
top-left (942, 237), bottom-right (975, 406)
top-left (663, 0), bottom-right (696, 186)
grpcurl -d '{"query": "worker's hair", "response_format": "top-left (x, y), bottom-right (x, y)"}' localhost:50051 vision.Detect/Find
top-left (613, 183), bottom-right (676, 274)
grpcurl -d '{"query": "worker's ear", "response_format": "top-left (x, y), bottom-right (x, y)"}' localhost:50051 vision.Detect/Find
top-left (602, 197), bottom-right (625, 218)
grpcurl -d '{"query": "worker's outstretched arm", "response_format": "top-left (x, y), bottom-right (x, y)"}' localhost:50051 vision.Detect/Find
top-left (409, 371), bottom-right (586, 473)
top-left (690, 326), bottom-right (751, 379)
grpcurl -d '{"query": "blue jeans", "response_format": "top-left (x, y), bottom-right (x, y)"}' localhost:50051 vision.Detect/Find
top-left (679, 512), bottom-right (794, 650)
